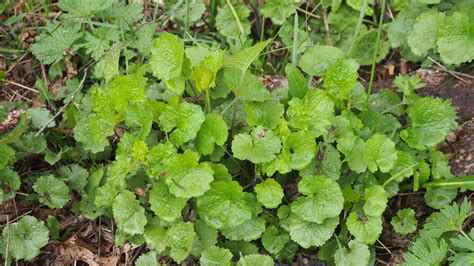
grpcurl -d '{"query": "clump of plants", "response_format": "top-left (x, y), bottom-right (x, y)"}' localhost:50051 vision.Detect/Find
top-left (0, 0), bottom-right (473, 265)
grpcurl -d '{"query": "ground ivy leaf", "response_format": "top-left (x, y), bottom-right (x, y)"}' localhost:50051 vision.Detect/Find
top-left (0, 168), bottom-right (20, 203)
top-left (244, 100), bottom-right (285, 130)
top-left (167, 221), bottom-right (196, 263)
top-left (74, 113), bottom-right (115, 153)
top-left (0, 216), bottom-right (49, 261)
top-left (124, 100), bottom-right (153, 139)
top-left (430, 150), bottom-right (453, 180)
top-left (112, 190), bottom-right (147, 235)
top-left (33, 175), bottom-right (70, 209)
top-left (221, 216), bottom-right (266, 242)
top-left (135, 251), bottom-right (159, 266)
top-left (28, 107), bottom-right (55, 129)
top-left (400, 97), bottom-right (457, 150)
top-left (255, 178), bottom-right (284, 209)
top-left (389, 151), bottom-right (415, 182)
top-left (363, 134), bottom-right (397, 173)
top-left (143, 218), bottom-right (167, 253)
top-left (59, 164), bottom-right (88, 194)
top-left (159, 101), bottom-right (205, 146)
top-left (200, 246), bottom-right (233, 266)
top-left (424, 187), bottom-right (457, 210)
top-left (262, 226), bottom-right (290, 255)
top-left (232, 126), bottom-right (282, 164)
top-left (346, 212), bottom-right (383, 244)
top-left (437, 12), bottom-right (474, 65)
top-left (317, 144), bottom-right (342, 180)
top-left (334, 240), bottom-right (370, 266)
top-left (407, 10), bottom-right (445, 57)
top-left (0, 143), bottom-right (15, 169)
top-left (108, 74), bottom-right (147, 115)
top-left (146, 142), bottom-right (176, 178)
top-left (195, 113), bottom-right (228, 156)
top-left (192, 219), bottom-right (219, 257)
top-left (149, 181), bottom-right (186, 222)
top-left (391, 208), bottom-right (417, 235)
top-left (150, 32), bottom-right (184, 82)
top-left (363, 185), bottom-right (388, 217)
top-left (197, 181), bottom-right (252, 229)
top-left (260, 0), bottom-right (296, 25)
top-left (237, 254), bottom-right (274, 266)
top-left (289, 215), bottom-right (339, 248)
top-left (222, 241), bottom-right (259, 258)
top-left (287, 89), bottom-right (334, 137)
top-left (291, 175), bottom-right (344, 224)
top-left (337, 134), bottom-right (367, 173)
top-left (264, 130), bottom-right (316, 175)
top-left (164, 150), bottom-right (214, 199)
top-left (323, 58), bottom-right (359, 103)
top-left (299, 46), bottom-right (344, 76)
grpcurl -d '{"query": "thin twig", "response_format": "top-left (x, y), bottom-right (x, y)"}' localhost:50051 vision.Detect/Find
top-left (296, 7), bottom-right (320, 19)
top-left (377, 239), bottom-right (392, 254)
top-left (8, 89), bottom-right (33, 102)
top-left (427, 56), bottom-right (472, 82)
top-left (4, 215), bottom-right (9, 266)
top-left (5, 80), bottom-right (39, 93)
top-left (6, 53), bottom-right (28, 74)
top-left (322, 10), bottom-right (332, 46)
top-left (226, 0), bottom-right (244, 34)
top-left (35, 69), bottom-right (88, 137)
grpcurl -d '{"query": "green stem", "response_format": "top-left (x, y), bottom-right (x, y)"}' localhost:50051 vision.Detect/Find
top-left (226, 0), bottom-right (244, 35)
top-left (204, 90), bottom-right (211, 113)
top-left (292, 10), bottom-right (299, 65)
top-left (363, 0), bottom-right (386, 112)
top-left (350, 0), bottom-right (368, 51)
top-left (382, 163), bottom-right (417, 187)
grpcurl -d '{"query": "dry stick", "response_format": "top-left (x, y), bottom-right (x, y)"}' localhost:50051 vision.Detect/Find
top-left (34, 69), bottom-right (88, 137)
top-left (0, 210), bottom-right (32, 229)
top-left (5, 80), bottom-right (39, 93)
top-left (427, 56), bottom-right (473, 82)
top-left (376, 239), bottom-right (392, 254)
top-left (322, 10), bottom-right (332, 46)
top-left (8, 89), bottom-right (33, 102)
top-left (4, 215), bottom-right (9, 266)
top-left (296, 7), bottom-right (320, 19)
top-left (6, 53), bottom-right (28, 74)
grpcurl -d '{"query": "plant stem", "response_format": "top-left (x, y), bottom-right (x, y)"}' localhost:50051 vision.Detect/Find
top-left (382, 163), bottom-right (417, 187)
top-left (350, 0), bottom-right (367, 51)
top-left (292, 10), bottom-right (299, 65)
top-left (363, 0), bottom-right (386, 112)
top-left (204, 90), bottom-right (211, 113)
top-left (226, 0), bottom-right (244, 35)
